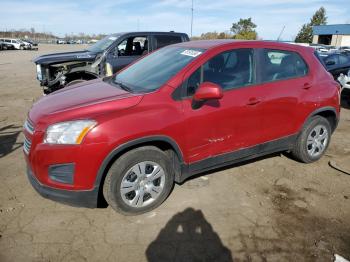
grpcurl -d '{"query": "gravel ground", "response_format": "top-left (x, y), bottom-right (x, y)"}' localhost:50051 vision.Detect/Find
top-left (0, 44), bottom-right (349, 262)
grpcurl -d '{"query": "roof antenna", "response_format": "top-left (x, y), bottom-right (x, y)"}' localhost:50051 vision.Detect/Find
top-left (190, 0), bottom-right (194, 38)
top-left (277, 25), bottom-right (285, 41)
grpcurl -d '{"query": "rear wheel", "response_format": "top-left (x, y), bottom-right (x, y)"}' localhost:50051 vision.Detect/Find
top-left (103, 146), bottom-right (174, 215)
top-left (292, 116), bottom-right (331, 163)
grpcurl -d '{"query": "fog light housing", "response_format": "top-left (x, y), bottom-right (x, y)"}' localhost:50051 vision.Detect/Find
top-left (48, 163), bottom-right (75, 184)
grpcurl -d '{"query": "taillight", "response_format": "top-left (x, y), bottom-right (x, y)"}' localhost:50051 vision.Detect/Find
top-left (333, 80), bottom-right (341, 91)
top-left (332, 80), bottom-right (341, 105)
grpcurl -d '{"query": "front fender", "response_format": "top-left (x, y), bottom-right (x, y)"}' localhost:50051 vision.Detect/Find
top-left (94, 135), bottom-right (184, 188)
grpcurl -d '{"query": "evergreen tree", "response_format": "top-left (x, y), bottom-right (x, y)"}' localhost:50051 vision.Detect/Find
top-left (295, 7), bottom-right (327, 43)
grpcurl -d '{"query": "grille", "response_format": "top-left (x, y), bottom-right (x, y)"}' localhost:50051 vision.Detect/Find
top-left (23, 136), bottom-right (32, 155)
top-left (24, 119), bottom-right (35, 134)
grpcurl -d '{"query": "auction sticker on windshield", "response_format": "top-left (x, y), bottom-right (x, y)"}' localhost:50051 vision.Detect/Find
top-left (180, 50), bottom-right (202, 57)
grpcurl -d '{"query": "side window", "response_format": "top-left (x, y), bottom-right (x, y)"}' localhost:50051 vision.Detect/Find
top-left (186, 49), bottom-right (254, 96)
top-left (339, 55), bottom-right (350, 65)
top-left (203, 49), bottom-right (254, 90)
top-left (132, 37), bottom-right (147, 55)
top-left (261, 49), bottom-right (308, 82)
top-left (117, 39), bottom-right (127, 56)
top-left (187, 67), bottom-right (201, 96)
top-left (154, 35), bottom-right (182, 49)
top-left (324, 55), bottom-right (338, 66)
top-left (116, 36), bottom-right (148, 56)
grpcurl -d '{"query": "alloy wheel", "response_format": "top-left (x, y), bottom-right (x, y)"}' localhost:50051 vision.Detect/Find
top-left (306, 124), bottom-right (329, 157)
top-left (120, 161), bottom-right (165, 208)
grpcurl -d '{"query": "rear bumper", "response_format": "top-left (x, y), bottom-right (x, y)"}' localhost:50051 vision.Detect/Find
top-left (27, 166), bottom-right (99, 208)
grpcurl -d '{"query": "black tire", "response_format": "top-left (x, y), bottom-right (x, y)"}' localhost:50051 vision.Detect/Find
top-left (292, 116), bottom-right (331, 163)
top-left (66, 79), bottom-right (86, 87)
top-left (103, 146), bottom-right (174, 215)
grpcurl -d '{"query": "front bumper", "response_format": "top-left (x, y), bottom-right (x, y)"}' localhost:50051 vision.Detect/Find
top-left (27, 166), bottom-right (99, 208)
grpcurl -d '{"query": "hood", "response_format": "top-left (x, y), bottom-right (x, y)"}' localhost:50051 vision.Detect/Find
top-left (29, 79), bottom-right (143, 124)
top-left (33, 50), bottom-right (99, 65)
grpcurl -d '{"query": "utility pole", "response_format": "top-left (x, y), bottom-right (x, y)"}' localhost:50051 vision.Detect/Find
top-left (190, 0), bottom-right (194, 38)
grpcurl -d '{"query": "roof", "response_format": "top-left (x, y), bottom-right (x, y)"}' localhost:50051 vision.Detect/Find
top-left (313, 24), bottom-right (350, 35)
top-left (111, 31), bottom-right (188, 37)
top-left (172, 39), bottom-right (312, 52)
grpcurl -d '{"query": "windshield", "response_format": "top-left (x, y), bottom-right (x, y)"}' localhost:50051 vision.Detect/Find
top-left (113, 47), bottom-right (205, 92)
top-left (87, 34), bottom-right (121, 52)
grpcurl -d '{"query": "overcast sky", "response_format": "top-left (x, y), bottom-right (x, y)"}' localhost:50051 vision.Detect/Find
top-left (1, 0), bottom-right (349, 40)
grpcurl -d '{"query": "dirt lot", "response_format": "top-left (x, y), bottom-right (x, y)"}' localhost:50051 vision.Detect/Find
top-left (0, 44), bottom-right (349, 262)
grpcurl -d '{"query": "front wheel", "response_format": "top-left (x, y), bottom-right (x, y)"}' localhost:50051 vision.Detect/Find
top-left (292, 116), bottom-right (331, 163)
top-left (103, 146), bottom-right (174, 215)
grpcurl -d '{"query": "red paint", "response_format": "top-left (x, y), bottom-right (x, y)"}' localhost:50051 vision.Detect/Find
top-left (193, 82), bottom-right (223, 101)
top-left (24, 40), bottom-right (340, 191)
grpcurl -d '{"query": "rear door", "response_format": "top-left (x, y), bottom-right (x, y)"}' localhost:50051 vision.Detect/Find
top-left (256, 48), bottom-right (310, 142)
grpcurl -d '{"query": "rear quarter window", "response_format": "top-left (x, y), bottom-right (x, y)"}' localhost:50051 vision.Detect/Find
top-left (339, 55), bottom-right (350, 64)
top-left (154, 35), bottom-right (183, 49)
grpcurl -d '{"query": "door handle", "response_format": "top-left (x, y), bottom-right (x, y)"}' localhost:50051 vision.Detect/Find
top-left (303, 83), bottom-right (312, 90)
top-left (247, 97), bottom-right (261, 106)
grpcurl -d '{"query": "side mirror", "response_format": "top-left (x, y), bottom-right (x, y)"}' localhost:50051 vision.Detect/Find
top-left (193, 82), bottom-right (223, 101)
top-left (326, 60), bottom-right (336, 66)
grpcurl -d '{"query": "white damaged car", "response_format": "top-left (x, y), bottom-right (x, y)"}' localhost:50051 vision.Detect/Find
top-left (338, 70), bottom-right (350, 91)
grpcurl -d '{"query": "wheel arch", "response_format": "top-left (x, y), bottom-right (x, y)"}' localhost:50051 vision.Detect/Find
top-left (303, 106), bottom-right (339, 133)
top-left (94, 136), bottom-right (184, 204)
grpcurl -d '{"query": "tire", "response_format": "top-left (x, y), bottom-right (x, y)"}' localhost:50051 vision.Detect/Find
top-left (103, 146), bottom-right (174, 215)
top-left (20, 46), bottom-right (24, 50)
top-left (66, 79), bottom-right (86, 86)
top-left (292, 116), bottom-right (331, 163)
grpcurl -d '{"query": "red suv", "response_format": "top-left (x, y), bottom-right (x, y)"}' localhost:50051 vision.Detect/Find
top-left (24, 40), bottom-right (340, 214)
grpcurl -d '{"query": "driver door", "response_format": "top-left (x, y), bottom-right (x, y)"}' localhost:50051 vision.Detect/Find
top-left (181, 68), bottom-right (218, 163)
top-left (182, 48), bottom-right (264, 166)
top-left (106, 35), bottom-right (149, 74)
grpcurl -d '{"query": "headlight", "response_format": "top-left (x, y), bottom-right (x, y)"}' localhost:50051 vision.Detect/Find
top-left (44, 120), bottom-right (97, 144)
top-left (36, 64), bottom-right (42, 81)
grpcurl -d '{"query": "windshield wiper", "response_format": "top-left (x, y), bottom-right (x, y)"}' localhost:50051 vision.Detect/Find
top-left (114, 80), bottom-right (133, 93)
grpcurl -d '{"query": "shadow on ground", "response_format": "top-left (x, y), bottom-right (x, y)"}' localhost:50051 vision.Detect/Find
top-left (146, 208), bottom-right (233, 262)
top-left (146, 192), bottom-right (350, 261)
top-left (0, 124), bottom-right (23, 158)
top-left (180, 152), bottom-right (282, 185)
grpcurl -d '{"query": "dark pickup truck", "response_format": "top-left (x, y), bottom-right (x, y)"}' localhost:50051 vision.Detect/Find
top-left (33, 31), bottom-right (189, 94)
